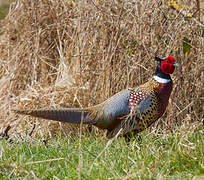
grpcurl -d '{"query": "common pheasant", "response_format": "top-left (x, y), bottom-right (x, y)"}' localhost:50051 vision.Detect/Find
top-left (15, 56), bottom-right (178, 139)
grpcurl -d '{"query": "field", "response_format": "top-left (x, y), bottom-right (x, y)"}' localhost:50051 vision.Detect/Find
top-left (1, 125), bottom-right (204, 179)
top-left (0, 0), bottom-right (204, 179)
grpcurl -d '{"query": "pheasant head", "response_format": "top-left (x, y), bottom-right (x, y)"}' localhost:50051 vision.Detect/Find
top-left (154, 56), bottom-right (178, 83)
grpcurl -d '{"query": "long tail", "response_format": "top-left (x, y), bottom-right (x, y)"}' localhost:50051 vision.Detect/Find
top-left (13, 108), bottom-right (92, 124)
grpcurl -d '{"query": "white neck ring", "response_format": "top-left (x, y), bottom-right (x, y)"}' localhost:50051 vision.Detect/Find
top-left (153, 75), bottom-right (171, 83)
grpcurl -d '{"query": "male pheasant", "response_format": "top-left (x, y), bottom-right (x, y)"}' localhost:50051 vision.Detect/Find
top-left (15, 56), bottom-right (178, 139)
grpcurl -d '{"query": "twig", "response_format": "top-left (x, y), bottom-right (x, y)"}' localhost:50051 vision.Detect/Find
top-left (29, 124), bottom-right (36, 136)
top-left (78, 111), bottom-right (84, 180)
top-left (176, 101), bottom-right (195, 117)
top-left (25, 158), bottom-right (65, 165)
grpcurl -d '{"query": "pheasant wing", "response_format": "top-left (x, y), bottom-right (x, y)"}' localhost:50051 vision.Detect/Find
top-left (107, 88), bottom-right (158, 138)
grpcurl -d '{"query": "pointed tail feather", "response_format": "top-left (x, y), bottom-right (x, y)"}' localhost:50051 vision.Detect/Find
top-left (13, 108), bottom-right (92, 124)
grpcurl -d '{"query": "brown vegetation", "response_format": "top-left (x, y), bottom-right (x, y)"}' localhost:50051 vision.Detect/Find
top-left (0, 0), bottom-right (203, 138)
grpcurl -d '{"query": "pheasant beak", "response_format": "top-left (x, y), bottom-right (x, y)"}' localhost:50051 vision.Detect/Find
top-left (173, 62), bottom-right (179, 67)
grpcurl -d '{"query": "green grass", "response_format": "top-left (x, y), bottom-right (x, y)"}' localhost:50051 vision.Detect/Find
top-left (0, 126), bottom-right (204, 179)
top-left (0, 0), bottom-right (16, 20)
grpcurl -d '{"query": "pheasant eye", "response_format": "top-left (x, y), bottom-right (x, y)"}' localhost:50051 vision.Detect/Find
top-left (165, 60), bottom-right (169, 63)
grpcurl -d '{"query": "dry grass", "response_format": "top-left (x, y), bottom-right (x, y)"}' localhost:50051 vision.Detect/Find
top-left (0, 0), bottom-right (203, 138)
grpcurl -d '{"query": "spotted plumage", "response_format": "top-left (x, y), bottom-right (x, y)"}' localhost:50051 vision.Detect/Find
top-left (106, 79), bottom-right (167, 138)
top-left (14, 56), bottom-right (178, 140)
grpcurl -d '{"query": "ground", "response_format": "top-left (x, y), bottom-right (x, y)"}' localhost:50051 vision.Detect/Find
top-left (0, 123), bottom-right (203, 179)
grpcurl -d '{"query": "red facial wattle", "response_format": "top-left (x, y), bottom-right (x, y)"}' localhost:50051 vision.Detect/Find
top-left (161, 56), bottom-right (176, 74)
